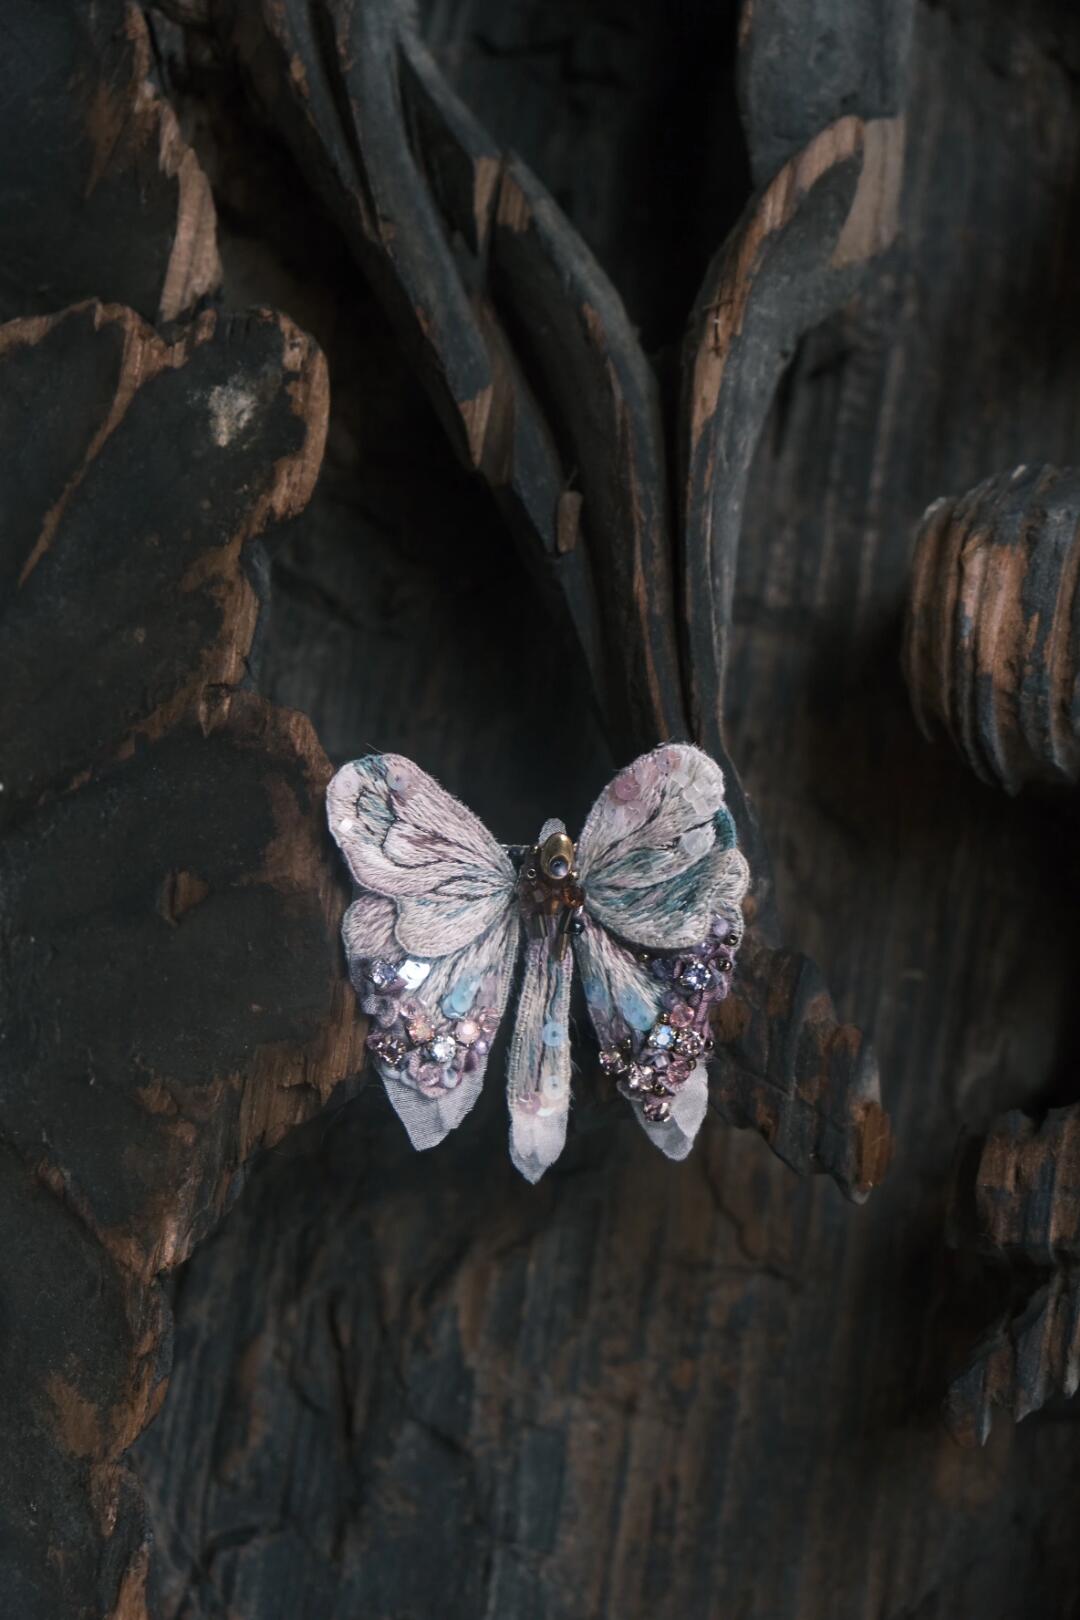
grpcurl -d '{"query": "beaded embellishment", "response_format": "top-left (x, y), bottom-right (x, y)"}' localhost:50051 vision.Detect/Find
top-left (327, 744), bottom-right (750, 1182)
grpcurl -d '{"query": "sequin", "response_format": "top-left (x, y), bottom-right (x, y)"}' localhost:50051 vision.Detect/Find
top-left (398, 959), bottom-right (431, 991)
top-left (541, 1021), bottom-right (565, 1047)
top-left (679, 825), bottom-right (712, 859)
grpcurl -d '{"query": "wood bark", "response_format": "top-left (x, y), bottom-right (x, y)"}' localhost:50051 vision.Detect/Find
top-left (3, 1), bottom-right (1080, 1618)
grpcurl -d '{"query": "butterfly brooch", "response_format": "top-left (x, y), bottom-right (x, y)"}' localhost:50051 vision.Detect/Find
top-left (327, 744), bottom-right (750, 1181)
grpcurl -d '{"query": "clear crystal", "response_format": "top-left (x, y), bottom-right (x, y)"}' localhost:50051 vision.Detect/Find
top-left (425, 1034), bottom-right (457, 1065)
top-left (678, 960), bottom-right (709, 992)
top-left (368, 958), bottom-right (397, 988)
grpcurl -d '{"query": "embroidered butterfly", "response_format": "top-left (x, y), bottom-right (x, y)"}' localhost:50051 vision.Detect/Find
top-left (327, 744), bottom-right (750, 1181)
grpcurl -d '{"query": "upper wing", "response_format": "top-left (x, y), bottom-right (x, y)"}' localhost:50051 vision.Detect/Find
top-left (328, 753), bottom-right (516, 956)
top-left (577, 743), bottom-right (748, 950)
top-left (328, 754), bottom-right (519, 1151)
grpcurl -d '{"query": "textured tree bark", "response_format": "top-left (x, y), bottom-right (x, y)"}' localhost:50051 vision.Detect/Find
top-left (4, 1), bottom-right (1080, 1618)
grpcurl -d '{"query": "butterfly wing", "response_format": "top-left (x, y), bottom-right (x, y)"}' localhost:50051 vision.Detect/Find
top-left (328, 754), bottom-right (519, 1150)
top-left (575, 743), bottom-right (749, 1159)
top-left (505, 935), bottom-right (573, 1183)
top-left (577, 743), bottom-right (749, 949)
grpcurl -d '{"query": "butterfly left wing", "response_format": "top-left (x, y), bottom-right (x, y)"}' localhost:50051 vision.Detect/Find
top-left (575, 743), bottom-right (750, 1159)
top-left (328, 754), bottom-right (519, 1151)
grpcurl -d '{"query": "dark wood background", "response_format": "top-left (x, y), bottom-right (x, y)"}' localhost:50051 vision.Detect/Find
top-left (2, 1), bottom-right (1080, 1617)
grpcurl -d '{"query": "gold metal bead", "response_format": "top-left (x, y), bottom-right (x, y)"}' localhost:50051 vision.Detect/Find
top-left (539, 830), bottom-right (575, 881)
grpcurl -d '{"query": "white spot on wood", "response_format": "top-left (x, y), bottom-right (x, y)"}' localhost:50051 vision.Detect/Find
top-left (208, 383), bottom-right (257, 448)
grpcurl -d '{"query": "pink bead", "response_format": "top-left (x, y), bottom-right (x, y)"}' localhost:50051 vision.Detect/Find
top-left (417, 1062), bottom-right (444, 1094)
top-left (668, 1002), bottom-right (694, 1029)
top-left (455, 1018), bottom-right (481, 1045)
top-left (477, 1006), bottom-right (500, 1035)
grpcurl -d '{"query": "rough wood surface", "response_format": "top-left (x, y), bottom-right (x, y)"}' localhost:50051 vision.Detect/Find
top-left (7, 0), bottom-right (1080, 1616)
top-left (0, 299), bottom-right (361, 1617)
top-left (207, 0), bottom-right (889, 1205)
top-left (903, 463), bottom-right (1080, 792)
top-left (0, 2), bottom-right (219, 324)
top-left (129, 2), bottom-right (1080, 1617)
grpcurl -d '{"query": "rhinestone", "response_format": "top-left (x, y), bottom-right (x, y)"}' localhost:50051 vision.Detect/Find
top-left (643, 1095), bottom-right (671, 1123)
top-left (599, 1047), bottom-right (627, 1075)
top-left (455, 1018), bottom-right (481, 1045)
top-left (407, 1013), bottom-right (434, 1044)
top-left (425, 1034), bottom-right (457, 1065)
top-left (676, 1029), bottom-right (704, 1059)
top-left (368, 959), bottom-right (397, 989)
top-left (647, 1021), bottom-right (676, 1050)
top-left (620, 1065), bottom-right (650, 1095)
top-left (376, 1035), bottom-right (407, 1068)
top-left (678, 961), bottom-right (709, 993)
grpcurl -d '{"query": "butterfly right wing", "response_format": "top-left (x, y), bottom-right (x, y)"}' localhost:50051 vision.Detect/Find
top-left (574, 743), bottom-right (749, 1159)
top-left (328, 754), bottom-right (520, 1150)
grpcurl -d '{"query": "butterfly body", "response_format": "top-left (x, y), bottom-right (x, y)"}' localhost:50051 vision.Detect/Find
top-left (327, 744), bottom-right (749, 1180)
